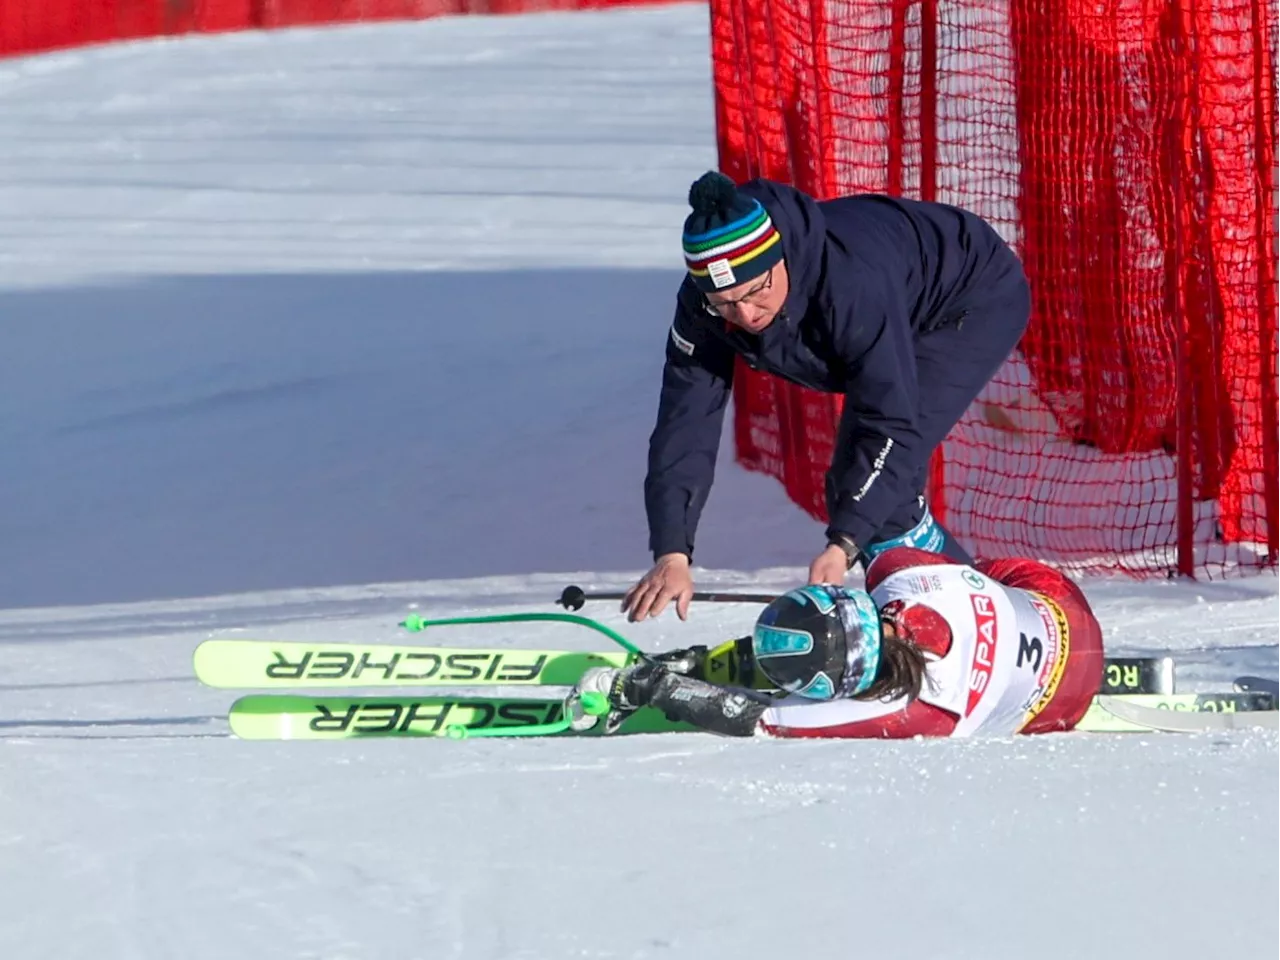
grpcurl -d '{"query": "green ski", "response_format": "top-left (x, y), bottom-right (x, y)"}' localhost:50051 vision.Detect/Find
top-left (195, 640), bottom-right (630, 688)
top-left (228, 694), bottom-right (695, 740)
top-left (195, 611), bottom-right (643, 689)
top-left (1076, 692), bottom-right (1276, 733)
top-left (225, 691), bottom-right (1275, 740)
top-left (197, 634), bottom-right (1175, 695)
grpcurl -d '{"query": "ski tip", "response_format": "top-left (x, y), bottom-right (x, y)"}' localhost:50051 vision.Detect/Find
top-left (1234, 676), bottom-right (1280, 698)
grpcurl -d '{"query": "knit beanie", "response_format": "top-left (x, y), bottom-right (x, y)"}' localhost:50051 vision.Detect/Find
top-left (681, 171), bottom-right (784, 292)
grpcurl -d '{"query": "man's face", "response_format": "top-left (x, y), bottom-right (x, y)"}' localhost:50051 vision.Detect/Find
top-left (702, 261), bottom-right (789, 333)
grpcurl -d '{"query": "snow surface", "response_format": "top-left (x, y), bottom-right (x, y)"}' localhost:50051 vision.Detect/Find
top-left (0, 6), bottom-right (1276, 959)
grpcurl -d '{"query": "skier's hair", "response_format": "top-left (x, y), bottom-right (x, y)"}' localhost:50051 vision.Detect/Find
top-left (851, 624), bottom-right (933, 703)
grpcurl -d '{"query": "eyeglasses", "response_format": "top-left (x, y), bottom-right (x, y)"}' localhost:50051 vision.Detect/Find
top-left (702, 268), bottom-right (774, 317)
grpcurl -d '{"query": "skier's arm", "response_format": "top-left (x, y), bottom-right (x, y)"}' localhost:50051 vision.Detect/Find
top-left (758, 693), bottom-right (957, 739)
top-left (648, 672), bottom-right (771, 737)
top-left (644, 283), bottom-right (737, 561)
top-left (594, 660), bottom-right (769, 737)
top-left (617, 661), bottom-right (956, 739)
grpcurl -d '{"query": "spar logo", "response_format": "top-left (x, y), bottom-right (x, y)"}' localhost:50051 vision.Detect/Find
top-left (966, 594), bottom-right (998, 716)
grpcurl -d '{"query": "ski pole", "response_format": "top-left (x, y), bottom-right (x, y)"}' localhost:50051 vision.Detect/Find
top-left (400, 611), bottom-right (647, 660)
top-left (556, 584), bottom-right (778, 611)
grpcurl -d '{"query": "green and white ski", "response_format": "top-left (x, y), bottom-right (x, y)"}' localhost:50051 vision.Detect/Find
top-left (195, 640), bottom-right (631, 688)
top-left (225, 691), bottom-right (1276, 740)
top-left (227, 694), bottom-right (693, 740)
top-left (1078, 692), bottom-right (1277, 733)
top-left (196, 636), bottom-right (1173, 695)
top-left (196, 610), bottom-right (644, 689)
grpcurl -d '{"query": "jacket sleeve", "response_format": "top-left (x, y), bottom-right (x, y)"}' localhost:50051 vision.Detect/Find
top-left (824, 281), bottom-right (927, 549)
top-left (644, 668), bottom-right (957, 739)
top-left (644, 283), bottom-right (737, 560)
top-left (758, 695), bottom-right (958, 739)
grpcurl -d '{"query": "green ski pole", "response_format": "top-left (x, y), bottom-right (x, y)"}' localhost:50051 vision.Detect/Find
top-left (399, 611), bottom-right (647, 660)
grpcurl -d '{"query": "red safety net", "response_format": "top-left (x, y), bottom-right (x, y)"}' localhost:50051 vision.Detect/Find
top-left (0, 0), bottom-right (679, 58)
top-left (712, 0), bottom-right (1277, 578)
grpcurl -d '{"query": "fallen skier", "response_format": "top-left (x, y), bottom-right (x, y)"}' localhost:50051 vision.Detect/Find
top-left (573, 546), bottom-right (1104, 738)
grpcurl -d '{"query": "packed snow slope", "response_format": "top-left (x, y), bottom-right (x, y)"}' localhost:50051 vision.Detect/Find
top-left (0, 6), bottom-right (818, 610)
top-left (0, 7), bottom-right (1275, 960)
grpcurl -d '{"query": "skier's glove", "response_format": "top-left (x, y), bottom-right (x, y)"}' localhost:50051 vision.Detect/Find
top-left (568, 661), bottom-right (669, 734)
top-left (651, 644), bottom-right (709, 677)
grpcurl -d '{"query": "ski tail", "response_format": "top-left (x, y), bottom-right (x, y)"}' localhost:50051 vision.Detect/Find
top-left (1085, 696), bottom-right (1280, 732)
top-left (1076, 692), bottom-right (1276, 733)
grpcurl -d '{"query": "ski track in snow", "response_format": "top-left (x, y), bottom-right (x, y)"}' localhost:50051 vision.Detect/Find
top-left (0, 7), bottom-right (1276, 960)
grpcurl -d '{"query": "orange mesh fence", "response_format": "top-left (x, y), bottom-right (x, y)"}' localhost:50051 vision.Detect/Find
top-left (714, 0), bottom-right (1277, 578)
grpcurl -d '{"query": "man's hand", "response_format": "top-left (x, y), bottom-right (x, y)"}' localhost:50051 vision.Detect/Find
top-left (807, 544), bottom-right (851, 586)
top-left (622, 553), bottom-right (694, 623)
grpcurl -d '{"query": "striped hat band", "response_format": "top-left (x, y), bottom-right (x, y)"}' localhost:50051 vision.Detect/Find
top-left (683, 201), bottom-right (782, 290)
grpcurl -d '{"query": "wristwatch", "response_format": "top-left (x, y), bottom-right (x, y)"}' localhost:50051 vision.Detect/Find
top-left (827, 533), bottom-right (860, 571)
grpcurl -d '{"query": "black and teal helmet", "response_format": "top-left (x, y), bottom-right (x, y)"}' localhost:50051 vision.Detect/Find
top-left (752, 585), bottom-right (882, 699)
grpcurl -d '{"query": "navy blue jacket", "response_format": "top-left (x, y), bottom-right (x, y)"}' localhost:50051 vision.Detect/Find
top-left (645, 179), bottom-right (1024, 560)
